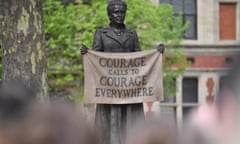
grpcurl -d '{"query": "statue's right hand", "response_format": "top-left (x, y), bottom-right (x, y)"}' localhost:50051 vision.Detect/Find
top-left (80, 44), bottom-right (89, 55)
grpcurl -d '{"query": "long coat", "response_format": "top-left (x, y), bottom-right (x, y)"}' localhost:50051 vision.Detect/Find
top-left (93, 25), bottom-right (144, 144)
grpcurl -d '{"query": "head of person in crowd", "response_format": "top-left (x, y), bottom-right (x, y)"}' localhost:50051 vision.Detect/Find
top-left (216, 66), bottom-right (239, 122)
top-left (0, 81), bottom-right (35, 123)
top-left (125, 118), bottom-right (177, 144)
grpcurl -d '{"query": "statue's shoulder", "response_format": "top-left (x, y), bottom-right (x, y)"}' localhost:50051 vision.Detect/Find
top-left (125, 27), bottom-right (137, 35)
top-left (96, 26), bottom-right (111, 33)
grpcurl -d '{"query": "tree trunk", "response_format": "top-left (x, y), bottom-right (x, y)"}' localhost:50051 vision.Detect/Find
top-left (0, 0), bottom-right (48, 100)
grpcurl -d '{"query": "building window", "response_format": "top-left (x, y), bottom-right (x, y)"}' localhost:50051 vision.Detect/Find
top-left (219, 3), bottom-right (236, 40)
top-left (160, 94), bottom-right (177, 126)
top-left (219, 76), bottom-right (228, 90)
top-left (182, 77), bottom-right (198, 103)
top-left (160, 77), bottom-right (198, 128)
top-left (160, 0), bottom-right (197, 39)
top-left (182, 77), bottom-right (198, 121)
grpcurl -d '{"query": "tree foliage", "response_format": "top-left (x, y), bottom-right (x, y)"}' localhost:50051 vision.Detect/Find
top-left (43, 0), bottom-right (188, 100)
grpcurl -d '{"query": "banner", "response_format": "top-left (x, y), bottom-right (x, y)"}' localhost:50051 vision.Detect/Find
top-left (83, 49), bottom-right (163, 104)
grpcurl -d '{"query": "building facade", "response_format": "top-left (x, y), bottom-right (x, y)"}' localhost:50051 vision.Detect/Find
top-left (145, 0), bottom-right (240, 128)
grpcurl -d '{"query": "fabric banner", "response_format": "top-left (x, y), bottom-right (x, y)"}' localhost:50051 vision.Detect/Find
top-left (83, 49), bottom-right (163, 104)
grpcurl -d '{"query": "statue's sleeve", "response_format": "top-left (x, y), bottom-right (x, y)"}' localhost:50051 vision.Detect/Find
top-left (133, 30), bottom-right (141, 52)
top-left (92, 29), bottom-right (104, 52)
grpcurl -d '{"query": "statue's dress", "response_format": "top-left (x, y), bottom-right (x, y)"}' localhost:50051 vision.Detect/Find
top-left (93, 25), bottom-right (144, 144)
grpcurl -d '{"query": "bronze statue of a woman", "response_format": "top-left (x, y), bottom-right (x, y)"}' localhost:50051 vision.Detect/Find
top-left (94, 2), bottom-right (144, 144)
top-left (81, 1), bottom-right (164, 144)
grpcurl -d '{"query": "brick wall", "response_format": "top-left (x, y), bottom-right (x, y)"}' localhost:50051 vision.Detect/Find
top-left (187, 55), bottom-right (238, 68)
top-left (220, 3), bottom-right (236, 40)
top-left (164, 55), bottom-right (239, 69)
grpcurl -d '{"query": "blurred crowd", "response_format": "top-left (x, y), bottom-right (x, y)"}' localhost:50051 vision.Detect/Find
top-left (0, 66), bottom-right (238, 144)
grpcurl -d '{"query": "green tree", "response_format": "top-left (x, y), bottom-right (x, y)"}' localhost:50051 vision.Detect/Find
top-left (43, 0), bottom-right (188, 100)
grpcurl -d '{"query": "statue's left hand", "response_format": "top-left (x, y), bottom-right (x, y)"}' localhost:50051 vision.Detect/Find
top-left (80, 44), bottom-right (89, 55)
top-left (157, 43), bottom-right (165, 54)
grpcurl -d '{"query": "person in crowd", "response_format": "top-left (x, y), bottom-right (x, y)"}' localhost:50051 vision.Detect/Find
top-left (125, 118), bottom-right (177, 144)
top-left (0, 101), bottom-right (96, 144)
top-left (182, 60), bottom-right (240, 144)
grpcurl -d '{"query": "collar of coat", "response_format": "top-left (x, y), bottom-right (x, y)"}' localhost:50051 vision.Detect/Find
top-left (102, 24), bottom-right (135, 36)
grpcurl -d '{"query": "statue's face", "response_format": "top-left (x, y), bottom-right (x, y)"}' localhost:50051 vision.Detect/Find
top-left (109, 5), bottom-right (126, 25)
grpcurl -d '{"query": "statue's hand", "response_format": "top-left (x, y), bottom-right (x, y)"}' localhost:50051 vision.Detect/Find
top-left (157, 43), bottom-right (165, 54)
top-left (80, 44), bottom-right (89, 55)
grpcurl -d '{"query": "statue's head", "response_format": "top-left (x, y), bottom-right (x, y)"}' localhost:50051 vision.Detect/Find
top-left (107, 0), bottom-right (127, 25)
